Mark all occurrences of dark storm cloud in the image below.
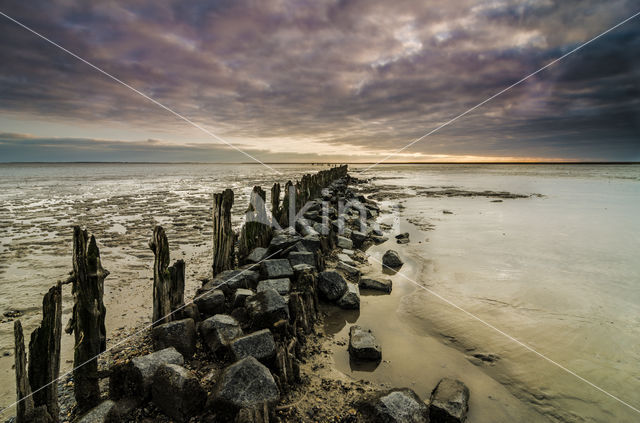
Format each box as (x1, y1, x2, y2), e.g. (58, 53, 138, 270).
(0, 0, 638, 161)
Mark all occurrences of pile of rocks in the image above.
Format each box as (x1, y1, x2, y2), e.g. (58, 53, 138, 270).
(74, 171, 471, 423)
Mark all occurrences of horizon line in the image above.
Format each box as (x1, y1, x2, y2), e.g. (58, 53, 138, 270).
(1, 161, 639, 165)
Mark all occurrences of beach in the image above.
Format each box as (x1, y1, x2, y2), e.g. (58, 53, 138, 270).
(1, 163, 639, 422)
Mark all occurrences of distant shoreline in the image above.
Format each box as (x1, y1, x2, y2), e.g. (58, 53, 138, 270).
(1, 161, 639, 165)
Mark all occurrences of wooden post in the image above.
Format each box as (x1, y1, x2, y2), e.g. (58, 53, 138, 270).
(270, 182, 281, 227)
(149, 226, 185, 326)
(14, 321, 34, 423)
(28, 282, 62, 421)
(212, 189, 236, 276)
(238, 186, 273, 262)
(66, 226, 108, 412)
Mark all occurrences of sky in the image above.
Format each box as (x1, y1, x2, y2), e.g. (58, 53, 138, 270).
(0, 0, 638, 163)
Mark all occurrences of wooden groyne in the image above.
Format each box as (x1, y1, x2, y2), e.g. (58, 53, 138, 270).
(11, 164, 470, 423)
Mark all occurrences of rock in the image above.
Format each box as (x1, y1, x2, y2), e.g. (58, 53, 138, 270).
(443, 210, 453, 215)
(395, 232, 409, 240)
(295, 218, 319, 237)
(260, 259, 294, 279)
(429, 378, 470, 423)
(288, 251, 315, 268)
(336, 236, 353, 249)
(194, 289, 225, 317)
(109, 347, 184, 400)
(373, 228, 384, 236)
(246, 247, 268, 263)
(301, 234, 323, 254)
(337, 253, 355, 266)
(203, 269, 260, 295)
(359, 278, 392, 293)
(361, 389, 429, 423)
(317, 271, 348, 301)
(342, 249, 355, 257)
(152, 364, 206, 423)
(349, 325, 381, 361)
(152, 318, 196, 358)
(211, 357, 280, 411)
(181, 302, 200, 322)
(382, 250, 404, 268)
(337, 261, 360, 278)
(257, 278, 291, 296)
(245, 288, 290, 328)
(371, 235, 389, 245)
(200, 315, 243, 353)
(303, 209, 321, 222)
(397, 238, 410, 244)
(337, 283, 360, 309)
(351, 230, 368, 247)
(229, 329, 276, 362)
(76, 400, 116, 423)
(233, 288, 254, 308)
(313, 222, 330, 236)
(268, 228, 301, 254)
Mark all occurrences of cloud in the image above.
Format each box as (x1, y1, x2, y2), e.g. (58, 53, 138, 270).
(0, 0, 638, 161)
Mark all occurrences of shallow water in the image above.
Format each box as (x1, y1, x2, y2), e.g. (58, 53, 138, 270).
(333, 164, 640, 422)
(0, 162, 324, 416)
(1, 163, 638, 422)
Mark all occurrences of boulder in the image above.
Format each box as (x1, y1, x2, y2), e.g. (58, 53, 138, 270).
(246, 247, 268, 264)
(194, 289, 225, 317)
(382, 250, 404, 268)
(313, 222, 330, 236)
(260, 259, 294, 279)
(429, 378, 470, 423)
(152, 318, 196, 358)
(337, 283, 360, 309)
(211, 357, 280, 411)
(181, 302, 200, 322)
(245, 288, 290, 328)
(109, 347, 184, 400)
(348, 326, 381, 361)
(317, 271, 348, 301)
(337, 253, 355, 266)
(342, 249, 355, 257)
(371, 235, 389, 245)
(337, 261, 360, 278)
(397, 238, 410, 245)
(229, 328, 276, 362)
(203, 269, 259, 295)
(336, 236, 353, 249)
(76, 400, 119, 423)
(257, 278, 291, 296)
(301, 234, 323, 254)
(361, 389, 429, 423)
(395, 232, 410, 240)
(152, 364, 206, 423)
(268, 228, 301, 254)
(200, 314, 243, 353)
(288, 251, 315, 268)
(351, 230, 368, 247)
(233, 288, 254, 308)
(359, 278, 392, 293)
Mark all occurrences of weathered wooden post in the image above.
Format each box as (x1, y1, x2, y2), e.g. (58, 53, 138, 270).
(212, 188, 235, 276)
(149, 226, 185, 326)
(279, 181, 294, 228)
(28, 282, 62, 421)
(66, 226, 108, 412)
(271, 182, 281, 227)
(238, 186, 273, 262)
(14, 321, 35, 423)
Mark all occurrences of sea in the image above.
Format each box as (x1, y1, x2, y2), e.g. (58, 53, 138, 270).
(0, 163, 638, 422)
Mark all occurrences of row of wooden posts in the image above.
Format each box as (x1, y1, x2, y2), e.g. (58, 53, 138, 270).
(12, 164, 348, 422)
